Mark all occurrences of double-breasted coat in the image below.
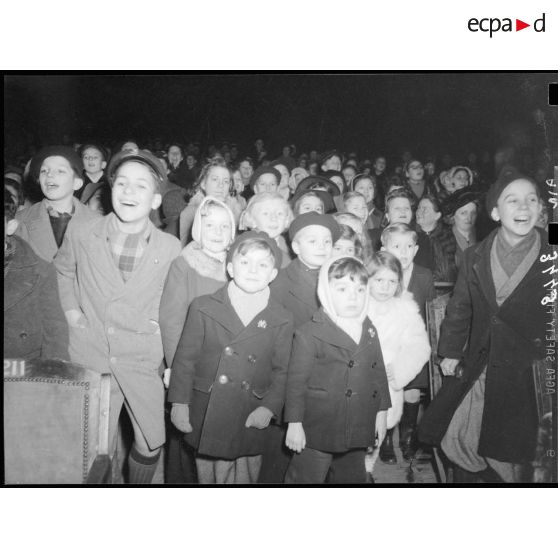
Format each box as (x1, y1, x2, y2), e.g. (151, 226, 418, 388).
(167, 286, 294, 460)
(4, 236, 69, 361)
(15, 199, 97, 262)
(54, 214, 181, 449)
(419, 228, 550, 463)
(284, 309, 391, 453)
(270, 258, 320, 328)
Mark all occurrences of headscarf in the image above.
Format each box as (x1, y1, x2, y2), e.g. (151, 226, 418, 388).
(317, 255, 369, 345)
(191, 195, 236, 245)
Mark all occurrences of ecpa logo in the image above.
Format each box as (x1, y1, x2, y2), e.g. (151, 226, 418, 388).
(468, 13, 546, 37)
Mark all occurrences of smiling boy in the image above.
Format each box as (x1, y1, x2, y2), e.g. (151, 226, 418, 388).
(54, 150, 181, 484)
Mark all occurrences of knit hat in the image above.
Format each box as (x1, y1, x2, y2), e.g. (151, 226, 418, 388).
(290, 187, 335, 214)
(485, 165, 539, 215)
(442, 187, 480, 218)
(107, 149, 168, 193)
(288, 211, 341, 243)
(295, 175, 341, 197)
(249, 166, 281, 188)
(320, 149, 344, 167)
(191, 196, 236, 245)
(226, 230, 282, 270)
(30, 146, 84, 181)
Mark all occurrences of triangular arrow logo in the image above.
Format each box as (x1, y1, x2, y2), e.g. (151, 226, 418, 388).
(516, 19, 530, 31)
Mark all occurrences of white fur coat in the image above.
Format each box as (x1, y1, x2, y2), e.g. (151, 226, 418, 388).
(367, 291, 431, 429)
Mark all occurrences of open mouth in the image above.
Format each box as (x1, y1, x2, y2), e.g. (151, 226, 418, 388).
(119, 200, 138, 207)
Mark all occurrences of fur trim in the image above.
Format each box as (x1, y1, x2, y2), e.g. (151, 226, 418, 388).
(181, 241, 227, 281)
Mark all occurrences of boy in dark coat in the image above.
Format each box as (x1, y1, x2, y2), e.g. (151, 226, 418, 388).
(381, 223, 434, 462)
(55, 150, 181, 484)
(285, 256, 390, 483)
(4, 189, 69, 361)
(260, 212, 341, 482)
(168, 231, 294, 484)
(419, 167, 550, 482)
(15, 146, 97, 262)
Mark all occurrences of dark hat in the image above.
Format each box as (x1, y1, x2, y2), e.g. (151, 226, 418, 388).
(226, 230, 282, 270)
(442, 187, 480, 218)
(78, 142, 108, 161)
(320, 149, 344, 166)
(295, 175, 341, 197)
(30, 145, 84, 181)
(290, 187, 336, 214)
(107, 149, 168, 192)
(288, 211, 341, 243)
(249, 166, 282, 188)
(322, 169, 346, 187)
(485, 165, 539, 215)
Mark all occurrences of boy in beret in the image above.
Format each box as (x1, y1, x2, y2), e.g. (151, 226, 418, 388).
(258, 212, 341, 482)
(15, 145, 97, 262)
(54, 150, 181, 484)
(168, 231, 294, 483)
(250, 166, 281, 196)
(419, 166, 550, 482)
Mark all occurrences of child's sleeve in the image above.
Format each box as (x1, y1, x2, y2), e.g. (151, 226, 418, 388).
(372, 333, 392, 412)
(438, 251, 473, 360)
(159, 256, 192, 367)
(283, 328, 315, 423)
(53, 229, 80, 314)
(260, 315, 294, 418)
(167, 299, 205, 405)
(39, 262, 70, 361)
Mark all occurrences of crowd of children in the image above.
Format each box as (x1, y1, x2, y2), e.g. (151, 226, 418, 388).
(3, 138, 553, 484)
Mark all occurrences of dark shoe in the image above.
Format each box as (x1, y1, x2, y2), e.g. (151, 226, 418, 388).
(452, 465, 483, 484)
(379, 429, 397, 464)
(400, 428, 417, 462)
(399, 401, 420, 462)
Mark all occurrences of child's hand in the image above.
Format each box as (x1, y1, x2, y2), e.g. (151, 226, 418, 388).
(385, 364, 395, 383)
(245, 406, 273, 429)
(286, 422, 306, 453)
(163, 368, 171, 389)
(65, 309, 86, 328)
(440, 358, 460, 376)
(375, 410, 387, 447)
(171, 403, 193, 433)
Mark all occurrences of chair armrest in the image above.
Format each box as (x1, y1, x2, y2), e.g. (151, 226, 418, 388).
(85, 455, 112, 484)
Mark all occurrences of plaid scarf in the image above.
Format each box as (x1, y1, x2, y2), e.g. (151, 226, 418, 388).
(107, 214, 152, 282)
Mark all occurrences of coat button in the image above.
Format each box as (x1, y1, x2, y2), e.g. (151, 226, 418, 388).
(241, 380, 250, 390)
(348, 360, 355, 368)
(345, 389, 353, 397)
(107, 327, 115, 335)
(19, 332, 28, 339)
(224, 346, 234, 356)
(248, 354, 256, 364)
(492, 317, 498, 324)
(218, 374, 229, 384)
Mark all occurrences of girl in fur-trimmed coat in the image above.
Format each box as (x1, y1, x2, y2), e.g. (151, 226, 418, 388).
(160, 196, 236, 483)
(366, 251, 430, 470)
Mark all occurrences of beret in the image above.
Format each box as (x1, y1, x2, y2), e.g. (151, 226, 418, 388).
(107, 149, 168, 192)
(290, 187, 335, 214)
(30, 146, 84, 180)
(288, 211, 341, 243)
(249, 166, 282, 188)
(320, 149, 344, 166)
(295, 175, 341, 197)
(271, 157, 294, 173)
(226, 230, 282, 270)
(485, 165, 539, 214)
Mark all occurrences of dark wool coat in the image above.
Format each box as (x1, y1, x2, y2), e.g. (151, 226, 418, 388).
(284, 309, 391, 453)
(168, 286, 294, 460)
(270, 258, 320, 328)
(4, 236, 69, 361)
(419, 228, 550, 463)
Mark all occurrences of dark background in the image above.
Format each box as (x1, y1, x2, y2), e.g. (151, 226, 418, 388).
(4, 73, 556, 163)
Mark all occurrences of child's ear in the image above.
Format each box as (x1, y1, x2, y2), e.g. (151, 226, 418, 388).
(380, 246, 386, 252)
(412, 244, 419, 258)
(151, 193, 162, 211)
(101, 161, 107, 170)
(6, 218, 18, 236)
(490, 207, 500, 222)
(269, 268, 278, 282)
(434, 211, 442, 220)
(291, 239, 301, 256)
(226, 262, 234, 278)
(73, 176, 84, 192)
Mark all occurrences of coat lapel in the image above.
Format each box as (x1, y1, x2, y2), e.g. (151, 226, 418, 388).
(232, 298, 291, 345)
(311, 309, 359, 352)
(471, 230, 498, 313)
(199, 287, 245, 336)
(27, 201, 57, 259)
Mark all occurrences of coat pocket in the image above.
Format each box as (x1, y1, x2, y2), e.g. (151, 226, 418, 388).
(192, 376, 213, 394)
(307, 386, 329, 399)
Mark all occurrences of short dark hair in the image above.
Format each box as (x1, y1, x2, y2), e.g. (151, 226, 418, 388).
(231, 237, 275, 266)
(328, 257, 368, 286)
